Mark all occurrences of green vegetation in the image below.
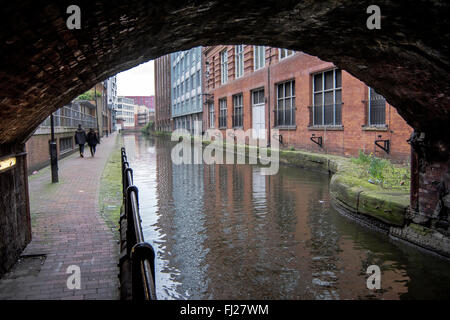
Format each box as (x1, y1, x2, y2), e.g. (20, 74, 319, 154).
(409, 223, 433, 236)
(351, 150, 410, 191)
(141, 121, 155, 134)
(77, 89, 101, 101)
(99, 136, 123, 237)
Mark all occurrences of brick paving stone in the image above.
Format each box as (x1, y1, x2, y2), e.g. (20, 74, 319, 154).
(0, 133, 120, 300)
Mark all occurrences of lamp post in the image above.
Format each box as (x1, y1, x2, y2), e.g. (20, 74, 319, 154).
(49, 113, 58, 183)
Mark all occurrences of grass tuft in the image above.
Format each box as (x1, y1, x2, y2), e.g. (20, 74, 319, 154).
(351, 150, 410, 190)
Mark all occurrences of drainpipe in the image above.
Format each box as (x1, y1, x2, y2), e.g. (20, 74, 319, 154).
(267, 48, 272, 147)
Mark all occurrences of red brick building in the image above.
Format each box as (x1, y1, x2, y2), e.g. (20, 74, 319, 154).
(154, 54, 172, 132)
(202, 46, 412, 163)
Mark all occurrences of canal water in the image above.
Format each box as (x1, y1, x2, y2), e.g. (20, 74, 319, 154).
(123, 133, 450, 300)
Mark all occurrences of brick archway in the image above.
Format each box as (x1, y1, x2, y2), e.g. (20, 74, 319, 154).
(0, 0, 449, 272)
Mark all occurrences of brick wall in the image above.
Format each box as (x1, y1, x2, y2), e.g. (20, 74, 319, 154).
(203, 47, 413, 163)
(0, 144, 31, 275)
(155, 55, 172, 131)
(25, 132, 78, 173)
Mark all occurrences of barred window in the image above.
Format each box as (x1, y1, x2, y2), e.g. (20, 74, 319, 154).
(235, 45, 244, 78)
(368, 87, 386, 126)
(232, 94, 243, 128)
(59, 137, 73, 153)
(312, 69, 342, 126)
(254, 46, 265, 70)
(219, 98, 227, 128)
(221, 50, 228, 85)
(276, 80, 296, 126)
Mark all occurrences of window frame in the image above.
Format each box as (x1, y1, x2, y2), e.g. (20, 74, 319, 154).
(275, 80, 296, 127)
(232, 93, 244, 128)
(312, 69, 342, 126)
(368, 87, 386, 126)
(279, 48, 294, 60)
(254, 46, 265, 71)
(219, 98, 227, 128)
(235, 45, 244, 79)
(209, 102, 215, 128)
(220, 50, 228, 85)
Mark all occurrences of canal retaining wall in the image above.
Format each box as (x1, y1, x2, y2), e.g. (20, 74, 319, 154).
(277, 149, 450, 258)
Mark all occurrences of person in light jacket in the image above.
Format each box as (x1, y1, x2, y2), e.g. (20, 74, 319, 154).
(86, 128, 100, 157)
(74, 124, 87, 158)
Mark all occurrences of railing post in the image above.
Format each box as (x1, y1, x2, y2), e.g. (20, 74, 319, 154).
(130, 242, 156, 300)
(125, 185, 138, 254)
(120, 147, 157, 300)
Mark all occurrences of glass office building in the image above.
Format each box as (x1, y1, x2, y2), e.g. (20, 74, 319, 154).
(171, 47, 203, 134)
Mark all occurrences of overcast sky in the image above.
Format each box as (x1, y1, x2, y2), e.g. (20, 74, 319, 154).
(117, 60, 155, 96)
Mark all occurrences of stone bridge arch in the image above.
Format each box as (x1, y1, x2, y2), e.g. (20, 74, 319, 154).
(0, 0, 449, 272)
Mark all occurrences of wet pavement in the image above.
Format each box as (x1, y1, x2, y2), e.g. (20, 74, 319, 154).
(0, 133, 119, 300)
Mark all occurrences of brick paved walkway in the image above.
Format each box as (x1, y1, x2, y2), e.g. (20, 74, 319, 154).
(0, 133, 120, 300)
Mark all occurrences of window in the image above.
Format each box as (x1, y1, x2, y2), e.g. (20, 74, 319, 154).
(197, 70, 201, 89)
(276, 80, 296, 126)
(312, 69, 342, 126)
(221, 50, 228, 85)
(254, 46, 265, 70)
(279, 48, 294, 60)
(209, 103, 215, 128)
(235, 45, 244, 78)
(252, 88, 265, 105)
(219, 98, 227, 128)
(59, 137, 73, 153)
(232, 94, 243, 128)
(368, 87, 386, 126)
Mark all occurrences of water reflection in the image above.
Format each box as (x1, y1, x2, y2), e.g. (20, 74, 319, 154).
(124, 133, 450, 300)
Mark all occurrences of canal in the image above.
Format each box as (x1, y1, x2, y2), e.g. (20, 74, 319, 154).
(123, 132, 450, 300)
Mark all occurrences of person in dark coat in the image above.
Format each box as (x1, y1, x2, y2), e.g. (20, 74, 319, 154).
(74, 124, 87, 158)
(86, 128, 100, 157)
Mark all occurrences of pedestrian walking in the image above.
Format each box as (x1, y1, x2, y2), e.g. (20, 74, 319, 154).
(74, 124, 87, 158)
(87, 128, 100, 157)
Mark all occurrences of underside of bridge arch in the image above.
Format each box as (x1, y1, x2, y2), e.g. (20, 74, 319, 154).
(0, 1, 449, 272)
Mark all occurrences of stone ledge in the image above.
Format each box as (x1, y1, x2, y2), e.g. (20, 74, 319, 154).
(390, 224, 450, 258)
(278, 149, 409, 226)
(275, 149, 449, 257)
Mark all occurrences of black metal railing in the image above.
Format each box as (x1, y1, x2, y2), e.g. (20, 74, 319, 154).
(120, 147, 157, 300)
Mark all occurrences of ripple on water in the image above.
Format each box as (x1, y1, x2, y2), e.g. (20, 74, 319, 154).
(123, 133, 450, 300)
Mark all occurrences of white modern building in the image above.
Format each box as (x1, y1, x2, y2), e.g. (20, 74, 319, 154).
(116, 96, 136, 129)
(171, 46, 203, 134)
(105, 76, 118, 130)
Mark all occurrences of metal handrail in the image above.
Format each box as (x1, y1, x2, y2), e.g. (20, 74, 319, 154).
(120, 147, 157, 300)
